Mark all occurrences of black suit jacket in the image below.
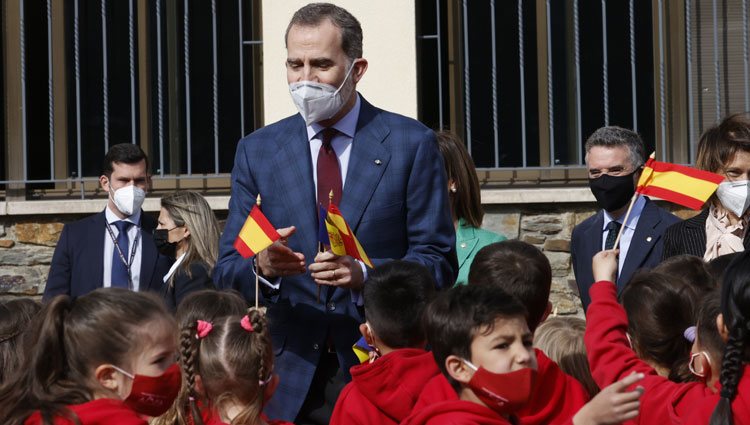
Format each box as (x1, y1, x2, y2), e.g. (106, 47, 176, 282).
(44, 210, 173, 301)
(571, 198, 680, 311)
(162, 260, 215, 311)
(662, 209, 750, 259)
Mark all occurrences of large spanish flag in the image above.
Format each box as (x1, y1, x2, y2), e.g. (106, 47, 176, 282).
(325, 203, 374, 268)
(233, 205, 281, 258)
(636, 157, 724, 210)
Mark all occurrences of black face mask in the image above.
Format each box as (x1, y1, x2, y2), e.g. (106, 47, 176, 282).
(153, 228, 179, 257)
(588, 171, 637, 212)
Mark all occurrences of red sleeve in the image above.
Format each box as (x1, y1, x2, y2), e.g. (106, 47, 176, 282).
(584, 280, 713, 424)
(517, 350, 589, 425)
(330, 383, 357, 425)
(584, 281, 661, 387)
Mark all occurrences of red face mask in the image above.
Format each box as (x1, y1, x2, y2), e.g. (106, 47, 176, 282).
(463, 360, 536, 415)
(113, 363, 182, 417)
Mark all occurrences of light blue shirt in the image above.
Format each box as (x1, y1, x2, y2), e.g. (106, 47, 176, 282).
(103, 206, 143, 291)
(602, 195, 646, 278)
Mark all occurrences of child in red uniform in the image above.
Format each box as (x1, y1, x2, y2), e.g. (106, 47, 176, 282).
(179, 306, 291, 425)
(0, 288, 180, 425)
(682, 251, 750, 424)
(414, 241, 591, 425)
(330, 260, 438, 425)
(151, 289, 248, 425)
(403, 284, 645, 425)
(587, 250, 726, 425)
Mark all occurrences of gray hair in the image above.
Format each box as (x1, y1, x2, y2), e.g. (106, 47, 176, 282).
(285, 3, 363, 61)
(584, 126, 645, 169)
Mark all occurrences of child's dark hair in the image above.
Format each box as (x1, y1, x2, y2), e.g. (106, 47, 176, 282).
(654, 255, 716, 291)
(363, 260, 436, 348)
(154, 289, 248, 425)
(696, 290, 725, 364)
(0, 299, 41, 384)
(620, 270, 711, 383)
(707, 253, 743, 287)
(710, 251, 750, 425)
(0, 289, 174, 425)
(425, 284, 527, 391)
(181, 308, 272, 425)
(468, 241, 551, 331)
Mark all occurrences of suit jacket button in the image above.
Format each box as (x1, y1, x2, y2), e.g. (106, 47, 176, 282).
(327, 301, 336, 311)
(313, 343, 320, 350)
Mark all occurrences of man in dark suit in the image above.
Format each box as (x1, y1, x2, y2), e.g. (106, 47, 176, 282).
(44, 144, 172, 301)
(571, 127, 679, 311)
(214, 3, 456, 423)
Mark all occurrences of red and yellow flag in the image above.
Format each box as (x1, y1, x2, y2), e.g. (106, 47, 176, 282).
(325, 203, 374, 268)
(233, 205, 281, 258)
(636, 157, 724, 210)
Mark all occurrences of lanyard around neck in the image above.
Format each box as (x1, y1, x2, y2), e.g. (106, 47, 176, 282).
(105, 221, 141, 288)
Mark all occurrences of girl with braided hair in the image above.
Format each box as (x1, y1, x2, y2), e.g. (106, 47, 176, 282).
(152, 289, 248, 425)
(177, 306, 292, 425)
(684, 251, 750, 424)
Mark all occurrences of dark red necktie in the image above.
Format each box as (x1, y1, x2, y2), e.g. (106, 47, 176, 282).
(317, 128, 342, 208)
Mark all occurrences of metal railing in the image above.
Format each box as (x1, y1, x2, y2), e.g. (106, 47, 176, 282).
(3, 0, 263, 199)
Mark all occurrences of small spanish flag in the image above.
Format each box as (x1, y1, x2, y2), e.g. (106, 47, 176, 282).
(636, 156, 724, 210)
(352, 336, 372, 364)
(233, 205, 281, 258)
(325, 203, 374, 268)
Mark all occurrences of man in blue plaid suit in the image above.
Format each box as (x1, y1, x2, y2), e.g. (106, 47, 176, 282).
(214, 3, 457, 423)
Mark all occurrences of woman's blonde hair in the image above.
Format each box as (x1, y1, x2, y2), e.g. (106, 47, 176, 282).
(161, 191, 220, 280)
(533, 316, 599, 398)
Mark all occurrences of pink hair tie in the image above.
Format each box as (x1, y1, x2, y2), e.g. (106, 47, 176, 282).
(240, 315, 254, 332)
(196, 320, 213, 339)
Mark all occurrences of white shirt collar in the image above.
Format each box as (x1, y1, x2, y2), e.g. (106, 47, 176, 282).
(306, 94, 361, 141)
(105, 204, 141, 226)
(602, 195, 647, 231)
(163, 252, 186, 283)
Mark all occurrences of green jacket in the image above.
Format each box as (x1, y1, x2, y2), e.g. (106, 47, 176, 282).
(455, 218, 507, 285)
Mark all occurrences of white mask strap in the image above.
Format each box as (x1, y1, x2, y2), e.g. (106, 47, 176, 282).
(110, 364, 135, 380)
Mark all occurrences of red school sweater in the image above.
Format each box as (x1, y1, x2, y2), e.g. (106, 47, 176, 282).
(401, 400, 513, 425)
(24, 398, 147, 425)
(330, 348, 440, 425)
(411, 349, 589, 425)
(683, 364, 750, 425)
(584, 280, 717, 425)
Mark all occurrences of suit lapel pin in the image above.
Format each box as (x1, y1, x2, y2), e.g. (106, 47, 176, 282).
(374, 159, 382, 165)
(646, 236, 653, 242)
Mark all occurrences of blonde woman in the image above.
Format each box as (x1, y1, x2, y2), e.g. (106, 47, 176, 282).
(156, 191, 220, 310)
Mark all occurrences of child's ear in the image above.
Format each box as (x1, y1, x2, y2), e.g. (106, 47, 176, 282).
(540, 301, 553, 323)
(359, 323, 376, 347)
(94, 364, 125, 397)
(445, 355, 473, 384)
(194, 374, 205, 396)
(262, 374, 280, 406)
(716, 314, 730, 343)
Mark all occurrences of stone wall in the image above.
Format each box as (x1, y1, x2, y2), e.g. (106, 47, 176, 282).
(0, 203, 696, 314)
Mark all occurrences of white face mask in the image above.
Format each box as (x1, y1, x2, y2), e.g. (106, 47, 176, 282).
(288, 61, 357, 125)
(110, 185, 146, 217)
(716, 180, 750, 217)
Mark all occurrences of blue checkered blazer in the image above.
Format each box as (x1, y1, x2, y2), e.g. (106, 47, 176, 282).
(214, 96, 457, 421)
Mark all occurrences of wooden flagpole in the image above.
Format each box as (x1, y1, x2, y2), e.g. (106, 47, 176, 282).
(255, 194, 261, 309)
(611, 152, 655, 249)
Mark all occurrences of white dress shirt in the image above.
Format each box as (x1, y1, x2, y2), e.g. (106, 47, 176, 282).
(103, 206, 143, 291)
(601, 195, 646, 278)
(163, 252, 186, 283)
